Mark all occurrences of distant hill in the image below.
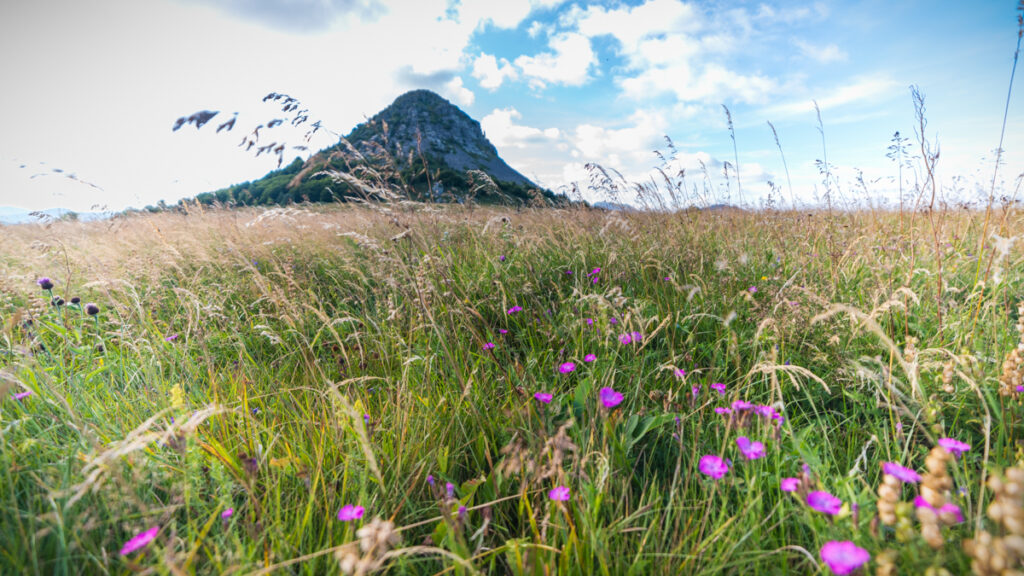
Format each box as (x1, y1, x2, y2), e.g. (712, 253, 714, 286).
(0, 206, 110, 225)
(194, 90, 562, 207)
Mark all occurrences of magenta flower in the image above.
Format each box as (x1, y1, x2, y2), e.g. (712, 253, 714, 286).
(710, 382, 726, 395)
(610, 317, 618, 325)
(599, 387, 623, 409)
(559, 362, 576, 374)
(698, 455, 729, 479)
(37, 277, 55, 290)
(939, 503, 965, 523)
(588, 268, 601, 276)
(882, 462, 921, 483)
(483, 342, 495, 350)
(534, 392, 553, 404)
(937, 438, 970, 456)
(119, 526, 159, 555)
(507, 306, 523, 315)
(583, 353, 596, 362)
(754, 405, 779, 419)
(736, 436, 766, 460)
(806, 491, 842, 515)
(164, 334, 179, 342)
(221, 508, 234, 519)
(780, 477, 800, 492)
(618, 333, 632, 345)
(691, 385, 701, 398)
(674, 368, 687, 379)
(714, 407, 732, 415)
(630, 331, 642, 342)
(549, 486, 570, 501)
(499, 329, 508, 334)
(820, 541, 870, 575)
(585, 318, 593, 326)
(499, 255, 506, 262)
(13, 391, 32, 400)
(731, 400, 753, 412)
(337, 504, 365, 522)
(749, 286, 758, 294)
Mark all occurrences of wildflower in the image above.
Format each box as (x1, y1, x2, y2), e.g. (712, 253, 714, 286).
(585, 318, 593, 326)
(534, 392, 553, 404)
(565, 270, 573, 275)
(363, 414, 370, 424)
(674, 368, 687, 379)
(119, 526, 159, 555)
(499, 329, 508, 334)
(938, 503, 964, 524)
(165, 334, 179, 342)
(13, 391, 32, 400)
(610, 317, 618, 324)
(446, 482, 455, 498)
(806, 491, 842, 515)
(221, 508, 234, 520)
(499, 255, 506, 262)
(588, 268, 601, 276)
(731, 400, 753, 412)
(592, 277, 598, 284)
(507, 306, 523, 315)
(882, 462, 921, 483)
(781, 478, 800, 492)
(749, 286, 758, 293)
(549, 486, 570, 501)
(37, 277, 54, 290)
(70, 296, 80, 304)
(427, 474, 435, 486)
(664, 276, 670, 281)
(85, 303, 100, 316)
(583, 353, 596, 362)
(698, 455, 729, 479)
(691, 385, 701, 399)
(714, 407, 732, 415)
(711, 382, 726, 395)
(736, 436, 766, 460)
(558, 362, 576, 374)
(483, 342, 495, 350)
(599, 387, 623, 409)
(618, 333, 632, 345)
(337, 504, 365, 522)
(937, 438, 970, 456)
(631, 331, 642, 342)
(820, 541, 870, 575)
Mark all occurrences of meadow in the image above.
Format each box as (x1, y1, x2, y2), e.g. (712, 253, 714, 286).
(0, 200, 1022, 575)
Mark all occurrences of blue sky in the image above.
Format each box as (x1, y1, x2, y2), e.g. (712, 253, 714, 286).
(0, 0, 1021, 211)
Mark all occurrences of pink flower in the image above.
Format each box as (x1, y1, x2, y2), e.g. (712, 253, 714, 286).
(618, 333, 632, 345)
(820, 541, 870, 575)
(691, 385, 701, 398)
(534, 392, 553, 404)
(780, 477, 799, 492)
(119, 526, 159, 556)
(882, 462, 921, 483)
(749, 286, 758, 294)
(698, 455, 729, 479)
(731, 400, 753, 412)
(710, 382, 726, 395)
(588, 268, 601, 276)
(937, 438, 970, 456)
(674, 368, 687, 379)
(499, 329, 508, 334)
(221, 508, 234, 519)
(585, 318, 593, 326)
(806, 491, 842, 515)
(13, 391, 32, 400)
(599, 387, 623, 409)
(584, 353, 596, 362)
(558, 362, 576, 374)
(507, 306, 523, 315)
(736, 436, 766, 460)
(337, 504, 365, 522)
(483, 342, 495, 350)
(549, 486, 570, 501)
(714, 407, 732, 415)
(631, 331, 642, 342)
(164, 333, 179, 342)
(939, 503, 965, 524)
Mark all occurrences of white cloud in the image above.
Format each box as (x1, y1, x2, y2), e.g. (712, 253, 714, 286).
(514, 32, 595, 88)
(794, 39, 847, 63)
(443, 76, 475, 106)
(763, 76, 901, 118)
(472, 53, 518, 90)
(571, 109, 668, 167)
(620, 63, 775, 104)
(574, 0, 702, 60)
(480, 107, 559, 148)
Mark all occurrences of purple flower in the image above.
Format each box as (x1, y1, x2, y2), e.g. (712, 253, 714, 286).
(610, 317, 618, 325)
(13, 391, 32, 400)
(483, 342, 495, 350)
(565, 270, 573, 275)
(499, 329, 508, 334)
(781, 477, 800, 492)
(749, 286, 758, 294)
(820, 541, 870, 575)
(549, 486, 570, 501)
(585, 318, 593, 326)
(507, 306, 523, 315)
(37, 277, 54, 290)
(630, 331, 642, 342)
(164, 333, 179, 342)
(499, 255, 506, 262)
(85, 302, 100, 316)
(1017, 385, 1024, 393)
(588, 268, 601, 276)
(710, 382, 726, 395)
(221, 508, 234, 519)
(736, 436, 766, 460)
(458, 505, 467, 519)
(937, 438, 970, 456)
(583, 353, 596, 362)
(806, 491, 842, 515)
(939, 503, 965, 524)
(731, 400, 753, 412)
(698, 455, 729, 479)
(446, 482, 455, 498)
(427, 474, 435, 486)
(882, 462, 921, 483)
(714, 407, 732, 415)
(618, 333, 632, 345)
(674, 368, 687, 379)
(119, 526, 159, 556)
(691, 386, 701, 398)
(599, 387, 623, 409)
(337, 504, 365, 522)
(534, 392, 553, 404)
(558, 362, 576, 374)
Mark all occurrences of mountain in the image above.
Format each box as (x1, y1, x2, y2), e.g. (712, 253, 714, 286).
(0, 207, 110, 225)
(194, 90, 560, 207)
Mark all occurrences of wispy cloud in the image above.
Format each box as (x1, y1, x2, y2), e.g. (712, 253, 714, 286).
(762, 76, 902, 118)
(793, 39, 847, 63)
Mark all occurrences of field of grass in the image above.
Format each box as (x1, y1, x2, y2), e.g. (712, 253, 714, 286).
(0, 202, 1022, 574)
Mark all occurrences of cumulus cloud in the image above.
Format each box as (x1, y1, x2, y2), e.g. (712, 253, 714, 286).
(443, 76, 475, 106)
(180, 0, 386, 32)
(481, 107, 559, 148)
(472, 53, 518, 90)
(514, 32, 595, 88)
(571, 109, 668, 168)
(794, 39, 847, 63)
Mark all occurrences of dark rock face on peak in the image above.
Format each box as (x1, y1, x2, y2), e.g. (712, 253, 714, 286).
(196, 89, 556, 207)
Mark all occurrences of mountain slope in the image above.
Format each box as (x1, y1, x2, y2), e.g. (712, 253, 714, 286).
(196, 90, 557, 207)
